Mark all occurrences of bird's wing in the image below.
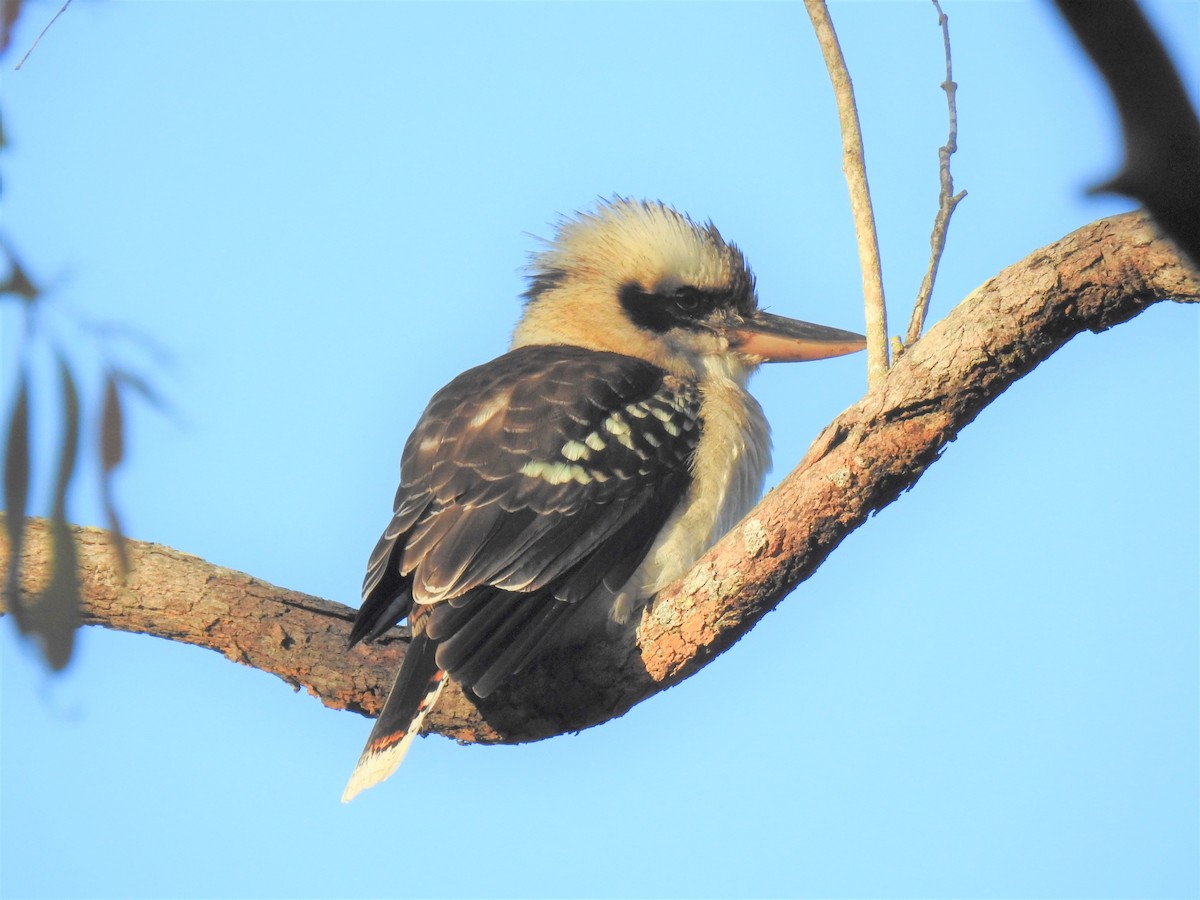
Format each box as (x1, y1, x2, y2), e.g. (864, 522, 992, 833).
(349, 344, 700, 697)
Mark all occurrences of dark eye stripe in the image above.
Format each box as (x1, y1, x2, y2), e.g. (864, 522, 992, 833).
(618, 282, 727, 334)
(671, 286, 720, 316)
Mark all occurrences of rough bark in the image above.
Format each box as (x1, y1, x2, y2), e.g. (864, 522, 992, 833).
(1, 211, 1196, 745)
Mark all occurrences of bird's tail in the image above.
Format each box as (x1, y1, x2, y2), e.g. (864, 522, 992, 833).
(341, 633, 446, 803)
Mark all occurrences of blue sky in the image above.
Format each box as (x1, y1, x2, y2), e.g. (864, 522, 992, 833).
(2, 2, 1197, 898)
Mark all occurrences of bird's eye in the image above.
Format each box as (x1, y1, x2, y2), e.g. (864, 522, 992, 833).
(672, 289, 704, 314)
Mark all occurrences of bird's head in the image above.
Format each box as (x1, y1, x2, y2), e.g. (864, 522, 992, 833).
(512, 198, 865, 381)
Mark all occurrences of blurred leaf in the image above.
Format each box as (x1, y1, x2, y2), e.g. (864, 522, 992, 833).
(1, 0, 23, 58)
(112, 367, 170, 414)
(2, 367, 30, 625)
(33, 354, 83, 670)
(100, 372, 130, 575)
(84, 320, 177, 370)
(0, 251, 39, 302)
(40, 509, 81, 670)
(100, 372, 125, 471)
(51, 354, 79, 518)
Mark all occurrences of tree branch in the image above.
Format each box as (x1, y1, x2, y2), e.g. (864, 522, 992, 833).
(1053, 0, 1200, 267)
(803, 0, 890, 385)
(1, 212, 1196, 746)
(905, 0, 967, 347)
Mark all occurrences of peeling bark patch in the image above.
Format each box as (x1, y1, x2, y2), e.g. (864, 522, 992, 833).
(651, 601, 680, 629)
(741, 518, 769, 557)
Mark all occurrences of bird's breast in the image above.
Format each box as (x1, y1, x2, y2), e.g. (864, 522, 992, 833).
(612, 374, 771, 621)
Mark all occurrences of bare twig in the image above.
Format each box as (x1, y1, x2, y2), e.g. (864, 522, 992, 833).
(13, 0, 71, 70)
(906, 0, 968, 348)
(803, 0, 889, 386)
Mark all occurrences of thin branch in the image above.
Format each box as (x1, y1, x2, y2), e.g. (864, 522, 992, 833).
(2, 212, 1194, 745)
(803, 0, 889, 386)
(13, 0, 71, 71)
(906, 0, 967, 348)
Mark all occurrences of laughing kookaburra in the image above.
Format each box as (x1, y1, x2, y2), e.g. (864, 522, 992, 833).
(342, 198, 865, 801)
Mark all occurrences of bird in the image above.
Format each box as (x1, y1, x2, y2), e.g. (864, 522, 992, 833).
(342, 198, 865, 802)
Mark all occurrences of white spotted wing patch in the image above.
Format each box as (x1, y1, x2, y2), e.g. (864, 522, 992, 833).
(522, 381, 698, 487)
(520, 459, 600, 485)
(561, 439, 592, 461)
(352, 345, 704, 698)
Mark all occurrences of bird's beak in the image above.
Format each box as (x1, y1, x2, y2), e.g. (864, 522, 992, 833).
(728, 311, 867, 363)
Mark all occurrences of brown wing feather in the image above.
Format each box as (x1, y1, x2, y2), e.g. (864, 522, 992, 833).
(349, 344, 700, 696)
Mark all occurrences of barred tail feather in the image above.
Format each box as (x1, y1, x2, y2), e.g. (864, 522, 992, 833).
(341, 635, 446, 803)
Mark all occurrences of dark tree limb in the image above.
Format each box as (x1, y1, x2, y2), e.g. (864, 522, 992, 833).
(1053, 0, 1200, 267)
(2, 211, 1195, 745)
